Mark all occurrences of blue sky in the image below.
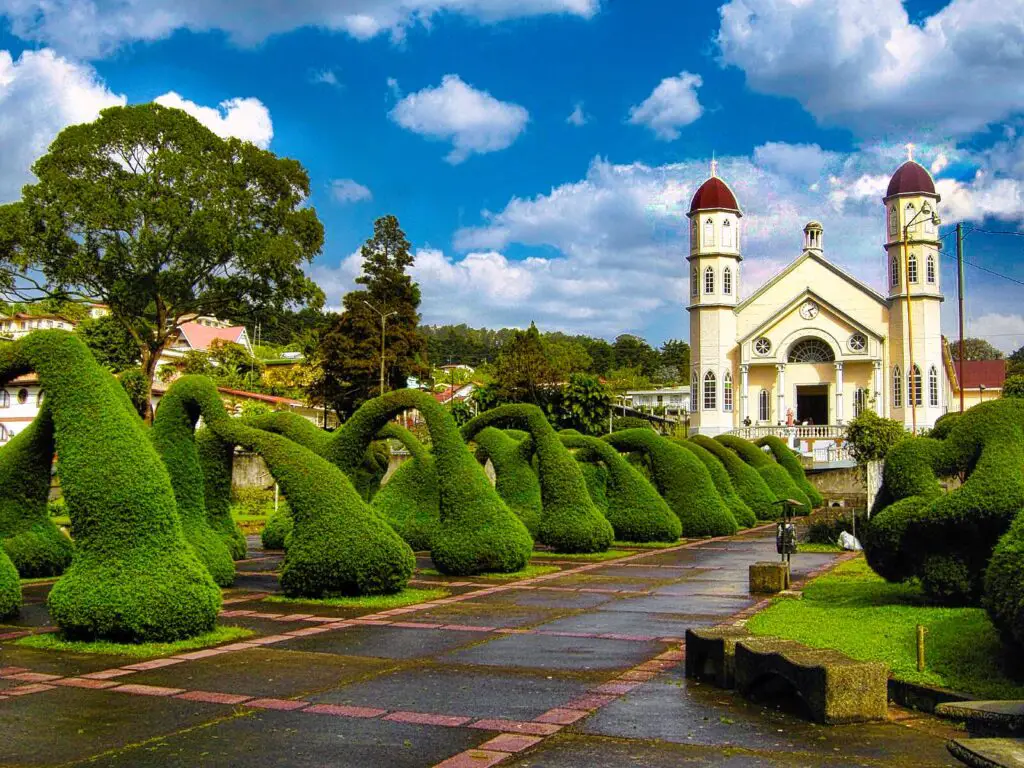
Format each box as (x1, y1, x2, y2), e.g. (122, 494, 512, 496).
(0, 0, 1022, 350)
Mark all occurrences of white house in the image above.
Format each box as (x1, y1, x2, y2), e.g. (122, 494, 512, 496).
(626, 386, 691, 412)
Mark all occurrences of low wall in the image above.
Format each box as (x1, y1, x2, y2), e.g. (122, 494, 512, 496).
(233, 451, 274, 490)
(807, 464, 867, 510)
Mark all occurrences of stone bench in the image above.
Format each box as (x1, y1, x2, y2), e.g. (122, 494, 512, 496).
(749, 561, 790, 594)
(938, 701, 1024, 737)
(685, 626, 757, 688)
(948, 737, 1024, 768)
(733, 637, 888, 724)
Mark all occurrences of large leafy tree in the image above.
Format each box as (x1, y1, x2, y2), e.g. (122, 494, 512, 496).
(613, 334, 660, 375)
(492, 322, 556, 405)
(317, 215, 429, 416)
(949, 338, 1004, 361)
(659, 339, 690, 378)
(0, 103, 324, 419)
(75, 314, 140, 373)
(551, 373, 612, 435)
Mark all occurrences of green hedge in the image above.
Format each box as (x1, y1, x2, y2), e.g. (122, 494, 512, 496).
(370, 423, 440, 551)
(471, 427, 542, 535)
(562, 432, 681, 543)
(463, 405, 613, 554)
(196, 428, 248, 560)
(0, 402, 74, 576)
(755, 435, 823, 508)
(1, 332, 221, 642)
(674, 438, 756, 527)
(985, 510, 1024, 649)
(151, 376, 237, 587)
(578, 460, 609, 513)
(261, 506, 293, 550)
(690, 435, 779, 520)
(715, 434, 811, 514)
(0, 547, 19, 619)
(604, 430, 737, 537)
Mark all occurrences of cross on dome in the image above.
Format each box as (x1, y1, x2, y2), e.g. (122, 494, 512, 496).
(906, 142, 915, 162)
(710, 152, 717, 178)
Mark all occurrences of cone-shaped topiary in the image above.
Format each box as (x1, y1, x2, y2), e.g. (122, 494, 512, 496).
(715, 434, 811, 514)
(151, 377, 237, 587)
(0, 546, 20, 619)
(755, 435, 823, 508)
(195, 427, 248, 560)
(691, 435, 779, 519)
(673, 438, 756, 528)
(166, 376, 415, 596)
(371, 423, 440, 551)
(463, 405, 613, 554)
(0, 402, 74, 576)
(604, 430, 737, 537)
(471, 427, 542, 534)
(562, 432, 681, 542)
(578, 460, 609, 513)
(0, 332, 221, 642)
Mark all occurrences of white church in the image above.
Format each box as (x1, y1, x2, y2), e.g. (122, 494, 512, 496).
(687, 153, 952, 437)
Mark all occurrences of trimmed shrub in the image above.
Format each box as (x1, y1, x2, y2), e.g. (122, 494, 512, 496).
(261, 506, 293, 550)
(0, 547, 19, 619)
(755, 435, 823, 508)
(691, 435, 779, 520)
(151, 376, 236, 587)
(673, 438, 756, 528)
(1, 332, 221, 642)
(578, 460, 609, 513)
(370, 423, 440, 551)
(715, 434, 811, 514)
(612, 416, 655, 432)
(0, 402, 74, 576)
(471, 427, 542, 534)
(196, 427, 247, 560)
(604, 430, 737, 537)
(562, 432, 681, 543)
(984, 510, 1024, 648)
(463, 405, 613, 554)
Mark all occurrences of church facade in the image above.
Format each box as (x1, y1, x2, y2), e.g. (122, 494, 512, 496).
(688, 157, 950, 436)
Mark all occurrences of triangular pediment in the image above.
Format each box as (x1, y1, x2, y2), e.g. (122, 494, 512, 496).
(736, 251, 888, 314)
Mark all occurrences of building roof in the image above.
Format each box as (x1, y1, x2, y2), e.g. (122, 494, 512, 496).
(886, 161, 937, 198)
(689, 176, 741, 215)
(953, 360, 1007, 390)
(177, 321, 248, 352)
(0, 313, 75, 323)
(215, 387, 305, 407)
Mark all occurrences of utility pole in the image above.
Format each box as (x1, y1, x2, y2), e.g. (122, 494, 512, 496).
(363, 300, 396, 396)
(957, 222, 966, 413)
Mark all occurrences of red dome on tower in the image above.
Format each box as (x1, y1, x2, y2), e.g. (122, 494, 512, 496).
(689, 176, 741, 215)
(886, 161, 936, 198)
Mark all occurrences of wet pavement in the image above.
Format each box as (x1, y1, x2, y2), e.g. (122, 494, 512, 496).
(0, 528, 961, 767)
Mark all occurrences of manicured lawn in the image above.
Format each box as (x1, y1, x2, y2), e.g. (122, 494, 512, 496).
(797, 543, 844, 553)
(264, 587, 448, 610)
(747, 558, 1024, 699)
(17, 626, 254, 658)
(531, 549, 633, 562)
(613, 540, 683, 549)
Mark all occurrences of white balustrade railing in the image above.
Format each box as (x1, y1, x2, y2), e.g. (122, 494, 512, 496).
(729, 424, 847, 441)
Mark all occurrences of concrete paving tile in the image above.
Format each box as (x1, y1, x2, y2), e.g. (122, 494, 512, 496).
(278, 625, 489, 660)
(444, 632, 661, 673)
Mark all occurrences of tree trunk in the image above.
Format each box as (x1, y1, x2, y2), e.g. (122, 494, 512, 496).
(139, 345, 163, 424)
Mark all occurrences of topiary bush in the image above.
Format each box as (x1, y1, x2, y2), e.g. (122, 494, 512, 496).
(755, 435, 823, 508)
(673, 438, 756, 528)
(370, 423, 440, 551)
(691, 435, 779, 520)
(260, 506, 293, 550)
(0, 547, 20, 619)
(984, 509, 1024, 649)
(196, 427, 248, 560)
(471, 427, 542, 535)
(604, 430, 737, 537)
(1, 332, 221, 642)
(612, 416, 655, 432)
(578, 460, 609, 513)
(715, 434, 811, 514)
(0, 402, 74, 576)
(463, 405, 613, 554)
(562, 432, 681, 543)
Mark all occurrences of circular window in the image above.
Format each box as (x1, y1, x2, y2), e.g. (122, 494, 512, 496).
(754, 337, 772, 356)
(849, 334, 867, 352)
(17, 388, 28, 404)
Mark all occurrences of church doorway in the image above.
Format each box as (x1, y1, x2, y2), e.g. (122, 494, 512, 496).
(796, 385, 829, 425)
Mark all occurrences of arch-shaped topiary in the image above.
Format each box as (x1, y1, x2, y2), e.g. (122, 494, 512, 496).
(578, 460, 609, 513)
(561, 432, 681, 542)
(673, 438, 756, 528)
(470, 427, 542, 535)
(0, 332, 221, 642)
(604, 430, 737, 537)
(0, 402, 74, 576)
(370, 423, 440, 551)
(462, 405, 613, 554)
(166, 376, 415, 596)
(755, 435, 823, 508)
(195, 427, 248, 560)
(715, 435, 811, 514)
(0, 547, 19, 619)
(691, 435, 778, 520)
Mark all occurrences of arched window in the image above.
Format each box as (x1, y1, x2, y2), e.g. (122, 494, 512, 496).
(758, 389, 770, 422)
(704, 218, 715, 247)
(691, 267, 698, 297)
(722, 219, 733, 248)
(703, 370, 717, 410)
(927, 254, 936, 284)
(691, 371, 698, 404)
(704, 266, 715, 294)
(923, 205, 935, 234)
(16, 389, 28, 405)
(854, 388, 867, 418)
(889, 206, 898, 235)
(788, 338, 835, 363)
(909, 364, 923, 407)
(905, 203, 916, 232)
(723, 371, 733, 412)
(723, 266, 733, 295)
(893, 366, 902, 408)
(0, 424, 7, 442)
(0, 390, 9, 409)
(690, 217, 698, 248)
(36, 390, 44, 406)
(908, 253, 918, 283)
(891, 256, 899, 288)
(929, 366, 939, 407)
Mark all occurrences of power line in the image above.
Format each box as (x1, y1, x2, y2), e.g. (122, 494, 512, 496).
(963, 260, 1024, 287)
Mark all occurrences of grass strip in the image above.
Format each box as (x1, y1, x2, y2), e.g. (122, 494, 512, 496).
(16, 626, 254, 658)
(264, 587, 448, 609)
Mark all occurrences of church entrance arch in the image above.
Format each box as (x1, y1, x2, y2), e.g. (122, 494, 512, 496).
(796, 385, 829, 425)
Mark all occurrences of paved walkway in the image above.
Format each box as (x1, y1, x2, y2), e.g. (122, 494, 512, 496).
(0, 528, 959, 767)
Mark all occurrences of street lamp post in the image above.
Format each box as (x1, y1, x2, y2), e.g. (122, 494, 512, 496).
(902, 206, 941, 434)
(363, 300, 396, 396)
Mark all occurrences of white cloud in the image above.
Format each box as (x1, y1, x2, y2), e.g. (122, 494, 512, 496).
(312, 69, 340, 87)
(329, 178, 373, 203)
(0, 0, 601, 58)
(567, 102, 588, 127)
(389, 74, 528, 164)
(716, 0, 1024, 137)
(969, 313, 1024, 355)
(0, 48, 125, 203)
(154, 91, 273, 148)
(627, 71, 703, 141)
